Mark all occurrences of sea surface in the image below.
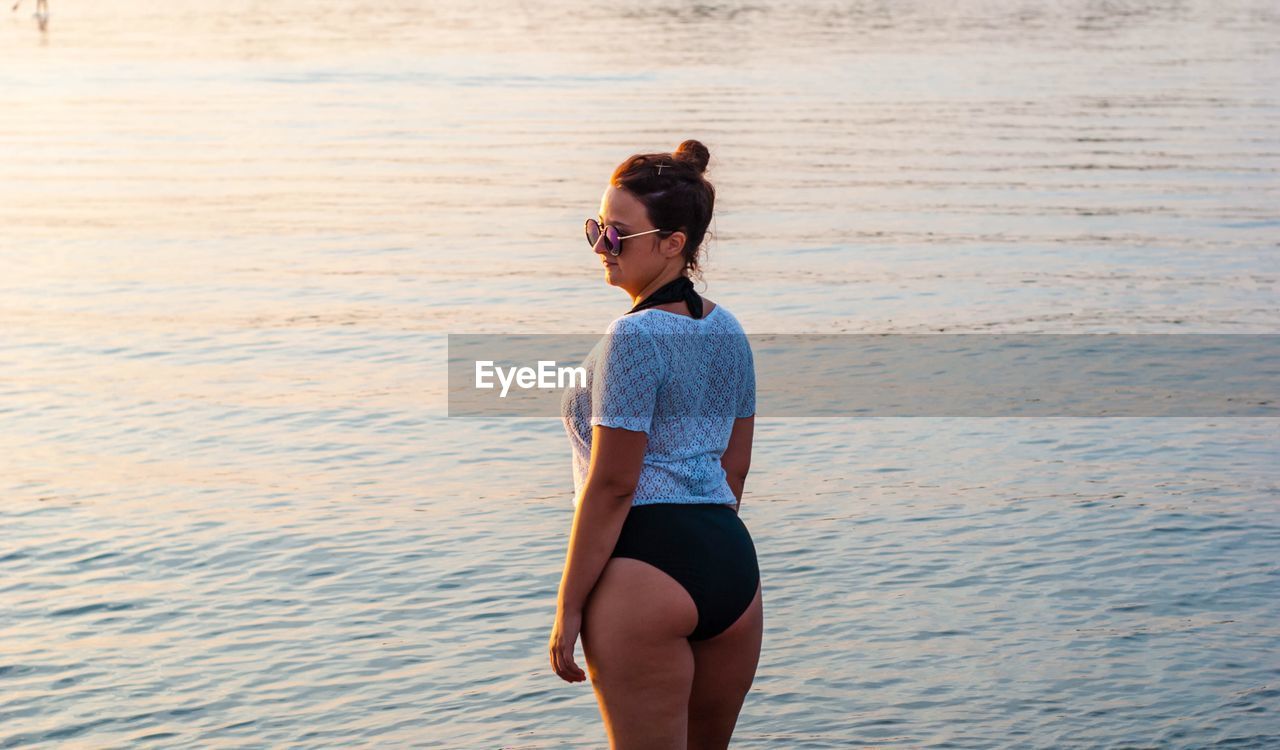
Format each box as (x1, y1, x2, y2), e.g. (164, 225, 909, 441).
(2, 0, 1278, 747)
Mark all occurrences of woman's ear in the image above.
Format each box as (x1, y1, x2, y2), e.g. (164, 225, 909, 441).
(662, 231, 687, 259)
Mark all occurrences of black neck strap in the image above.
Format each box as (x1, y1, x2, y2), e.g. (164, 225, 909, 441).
(627, 275, 703, 319)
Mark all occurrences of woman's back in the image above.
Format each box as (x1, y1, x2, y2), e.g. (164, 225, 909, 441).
(560, 302, 756, 508)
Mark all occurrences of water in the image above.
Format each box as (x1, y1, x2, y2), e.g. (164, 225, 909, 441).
(2, 0, 1279, 747)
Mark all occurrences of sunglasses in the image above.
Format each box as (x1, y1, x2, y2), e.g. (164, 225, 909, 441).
(584, 218, 666, 256)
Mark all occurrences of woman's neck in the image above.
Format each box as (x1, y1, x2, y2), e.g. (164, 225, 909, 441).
(630, 269, 685, 307)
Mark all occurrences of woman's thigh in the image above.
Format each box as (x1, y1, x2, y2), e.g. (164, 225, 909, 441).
(687, 581, 764, 749)
(581, 556, 699, 748)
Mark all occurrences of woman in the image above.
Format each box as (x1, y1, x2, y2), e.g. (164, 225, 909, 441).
(553, 139, 762, 749)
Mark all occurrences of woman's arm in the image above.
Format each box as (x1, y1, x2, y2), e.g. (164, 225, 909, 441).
(720, 415, 754, 513)
(556, 424, 648, 616)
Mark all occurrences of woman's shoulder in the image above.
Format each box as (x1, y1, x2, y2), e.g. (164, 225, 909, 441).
(604, 300, 747, 336)
(603, 311, 652, 336)
(710, 302, 744, 328)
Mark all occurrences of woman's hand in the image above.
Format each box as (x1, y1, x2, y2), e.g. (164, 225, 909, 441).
(549, 607, 587, 683)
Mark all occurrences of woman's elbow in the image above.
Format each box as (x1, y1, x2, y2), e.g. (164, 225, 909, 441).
(584, 476, 637, 503)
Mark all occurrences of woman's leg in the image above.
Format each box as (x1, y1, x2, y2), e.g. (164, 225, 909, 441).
(686, 581, 764, 750)
(581, 556, 699, 749)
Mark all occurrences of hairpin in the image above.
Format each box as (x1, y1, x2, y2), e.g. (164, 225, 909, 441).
(654, 162, 670, 175)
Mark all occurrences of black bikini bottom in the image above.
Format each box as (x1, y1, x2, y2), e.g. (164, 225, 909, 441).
(610, 502, 760, 641)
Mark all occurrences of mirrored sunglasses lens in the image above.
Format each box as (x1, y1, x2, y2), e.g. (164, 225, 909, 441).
(585, 219, 601, 247)
(605, 226, 621, 255)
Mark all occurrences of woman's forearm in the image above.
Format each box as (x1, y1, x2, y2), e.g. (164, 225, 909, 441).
(557, 488, 634, 614)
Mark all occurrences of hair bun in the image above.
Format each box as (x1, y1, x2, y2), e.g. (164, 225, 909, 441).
(674, 139, 710, 174)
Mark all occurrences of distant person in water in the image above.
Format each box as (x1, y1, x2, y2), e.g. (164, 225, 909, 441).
(11, 0, 48, 29)
(553, 139, 763, 748)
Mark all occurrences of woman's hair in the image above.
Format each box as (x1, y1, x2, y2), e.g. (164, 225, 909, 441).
(610, 139, 715, 282)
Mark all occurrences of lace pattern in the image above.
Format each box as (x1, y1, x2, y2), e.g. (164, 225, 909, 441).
(561, 305, 755, 508)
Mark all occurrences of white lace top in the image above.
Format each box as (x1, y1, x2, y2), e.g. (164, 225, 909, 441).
(560, 304, 756, 509)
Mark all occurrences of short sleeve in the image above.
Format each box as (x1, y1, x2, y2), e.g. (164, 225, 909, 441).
(590, 318, 666, 434)
(736, 335, 756, 419)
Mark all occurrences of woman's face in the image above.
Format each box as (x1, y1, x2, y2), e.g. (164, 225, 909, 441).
(594, 185, 673, 294)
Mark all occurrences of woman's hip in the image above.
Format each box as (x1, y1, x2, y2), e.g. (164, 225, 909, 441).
(611, 502, 757, 570)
